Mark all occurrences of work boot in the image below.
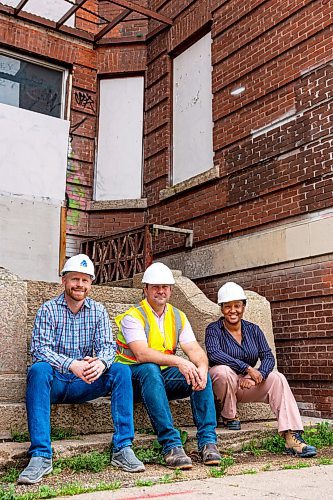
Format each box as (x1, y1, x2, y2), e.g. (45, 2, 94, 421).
(221, 415, 241, 431)
(284, 431, 317, 458)
(17, 457, 53, 484)
(164, 446, 193, 469)
(111, 446, 145, 472)
(200, 443, 221, 465)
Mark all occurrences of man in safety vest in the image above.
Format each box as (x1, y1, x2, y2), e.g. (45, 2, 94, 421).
(116, 262, 221, 470)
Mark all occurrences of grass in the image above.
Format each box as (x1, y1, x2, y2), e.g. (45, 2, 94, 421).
(11, 428, 75, 444)
(317, 457, 333, 465)
(135, 479, 154, 487)
(0, 481, 122, 500)
(54, 451, 110, 474)
(242, 468, 257, 474)
(243, 422, 333, 455)
(0, 469, 20, 484)
(133, 440, 165, 465)
(282, 462, 311, 470)
(209, 456, 235, 478)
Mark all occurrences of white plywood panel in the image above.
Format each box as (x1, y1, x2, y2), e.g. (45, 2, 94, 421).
(95, 77, 144, 201)
(0, 103, 69, 201)
(173, 33, 214, 185)
(0, 195, 61, 282)
(0, 0, 75, 26)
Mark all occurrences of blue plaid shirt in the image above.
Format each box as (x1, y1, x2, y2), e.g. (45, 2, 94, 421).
(31, 293, 116, 373)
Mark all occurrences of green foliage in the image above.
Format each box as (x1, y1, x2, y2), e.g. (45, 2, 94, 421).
(242, 440, 265, 456)
(158, 474, 173, 484)
(242, 468, 257, 474)
(11, 428, 75, 444)
(0, 469, 19, 484)
(178, 429, 188, 446)
(303, 423, 333, 448)
(261, 463, 271, 471)
(0, 480, 122, 500)
(135, 479, 154, 487)
(317, 457, 333, 465)
(136, 428, 155, 435)
(54, 451, 110, 473)
(133, 440, 165, 464)
(282, 462, 310, 470)
(209, 455, 235, 477)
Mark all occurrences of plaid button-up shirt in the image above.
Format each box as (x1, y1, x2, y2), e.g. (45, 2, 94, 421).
(31, 292, 116, 373)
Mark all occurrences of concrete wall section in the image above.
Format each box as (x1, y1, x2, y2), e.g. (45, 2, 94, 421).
(0, 195, 62, 282)
(160, 210, 333, 280)
(95, 77, 144, 201)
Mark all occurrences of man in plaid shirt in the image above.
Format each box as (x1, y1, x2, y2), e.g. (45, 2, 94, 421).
(18, 254, 144, 485)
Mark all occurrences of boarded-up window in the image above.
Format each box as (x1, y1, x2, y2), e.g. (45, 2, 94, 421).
(95, 77, 144, 200)
(173, 33, 214, 185)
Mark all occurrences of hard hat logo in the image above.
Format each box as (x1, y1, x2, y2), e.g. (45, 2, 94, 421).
(61, 254, 95, 280)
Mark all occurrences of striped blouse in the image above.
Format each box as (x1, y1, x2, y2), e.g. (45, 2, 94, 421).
(205, 318, 275, 379)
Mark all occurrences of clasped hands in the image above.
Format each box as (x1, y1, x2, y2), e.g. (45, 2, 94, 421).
(239, 366, 263, 390)
(177, 359, 207, 391)
(69, 356, 105, 384)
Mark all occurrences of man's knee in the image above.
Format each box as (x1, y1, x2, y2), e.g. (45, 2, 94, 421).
(131, 363, 163, 385)
(108, 362, 131, 381)
(267, 371, 287, 386)
(27, 362, 53, 383)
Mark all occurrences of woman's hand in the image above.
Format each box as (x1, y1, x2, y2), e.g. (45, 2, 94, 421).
(247, 366, 263, 385)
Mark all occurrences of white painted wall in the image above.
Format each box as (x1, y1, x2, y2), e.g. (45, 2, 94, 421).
(95, 77, 144, 200)
(173, 33, 214, 185)
(0, 196, 62, 281)
(0, 103, 69, 201)
(1, 0, 75, 26)
(0, 103, 69, 281)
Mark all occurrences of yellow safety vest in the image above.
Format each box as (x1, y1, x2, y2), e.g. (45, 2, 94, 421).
(115, 299, 186, 366)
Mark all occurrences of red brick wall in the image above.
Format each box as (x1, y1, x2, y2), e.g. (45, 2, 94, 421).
(141, 0, 333, 417)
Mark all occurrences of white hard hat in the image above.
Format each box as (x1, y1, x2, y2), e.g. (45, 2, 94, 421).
(142, 262, 175, 285)
(217, 282, 247, 304)
(61, 254, 95, 280)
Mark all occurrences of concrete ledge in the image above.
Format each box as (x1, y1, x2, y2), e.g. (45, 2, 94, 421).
(87, 199, 147, 211)
(159, 166, 220, 201)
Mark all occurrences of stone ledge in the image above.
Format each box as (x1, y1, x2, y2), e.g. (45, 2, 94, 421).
(87, 199, 147, 211)
(159, 166, 220, 201)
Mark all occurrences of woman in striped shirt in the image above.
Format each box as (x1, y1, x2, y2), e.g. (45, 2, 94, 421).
(205, 282, 316, 458)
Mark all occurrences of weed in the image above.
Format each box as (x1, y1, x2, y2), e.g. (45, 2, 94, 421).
(135, 479, 154, 487)
(158, 474, 172, 484)
(133, 440, 165, 464)
(10, 427, 75, 444)
(209, 455, 234, 478)
(242, 440, 264, 456)
(0, 469, 19, 484)
(282, 462, 310, 470)
(261, 463, 271, 471)
(178, 429, 188, 446)
(317, 457, 333, 465)
(0, 480, 121, 499)
(136, 428, 155, 435)
(54, 451, 110, 473)
(303, 423, 333, 448)
(173, 468, 183, 479)
(242, 468, 257, 474)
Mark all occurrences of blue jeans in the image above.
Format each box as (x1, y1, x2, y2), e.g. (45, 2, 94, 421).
(130, 363, 217, 454)
(26, 361, 134, 458)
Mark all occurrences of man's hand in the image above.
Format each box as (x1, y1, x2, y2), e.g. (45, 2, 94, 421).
(83, 356, 105, 383)
(247, 367, 263, 385)
(239, 377, 256, 390)
(192, 365, 208, 391)
(177, 358, 202, 387)
(69, 359, 92, 383)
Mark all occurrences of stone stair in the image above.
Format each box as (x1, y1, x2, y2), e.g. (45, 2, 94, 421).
(0, 268, 276, 438)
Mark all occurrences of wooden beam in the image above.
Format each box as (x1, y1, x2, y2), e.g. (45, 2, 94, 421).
(14, 0, 30, 15)
(94, 8, 130, 42)
(56, 0, 89, 28)
(104, 0, 173, 25)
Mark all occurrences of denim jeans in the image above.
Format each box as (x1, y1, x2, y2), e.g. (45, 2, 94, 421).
(26, 361, 134, 458)
(130, 363, 217, 454)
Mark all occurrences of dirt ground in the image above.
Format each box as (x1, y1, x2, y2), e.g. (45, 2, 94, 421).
(11, 446, 333, 497)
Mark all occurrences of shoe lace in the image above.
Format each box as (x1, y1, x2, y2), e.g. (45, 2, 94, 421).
(290, 431, 306, 444)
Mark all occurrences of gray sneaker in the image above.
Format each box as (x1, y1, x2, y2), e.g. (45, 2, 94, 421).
(17, 457, 53, 484)
(111, 446, 145, 472)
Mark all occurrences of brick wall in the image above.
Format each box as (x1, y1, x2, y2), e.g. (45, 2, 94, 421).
(141, 0, 333, 417)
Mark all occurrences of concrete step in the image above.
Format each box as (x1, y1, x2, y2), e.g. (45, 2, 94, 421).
(0, 417, 329, 470)
(0, 399, 275, 436)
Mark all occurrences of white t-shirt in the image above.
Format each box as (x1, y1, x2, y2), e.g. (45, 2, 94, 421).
(121, 302, 196, 345)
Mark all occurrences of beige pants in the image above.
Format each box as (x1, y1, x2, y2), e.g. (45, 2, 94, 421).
(209, 365, 303, 432)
